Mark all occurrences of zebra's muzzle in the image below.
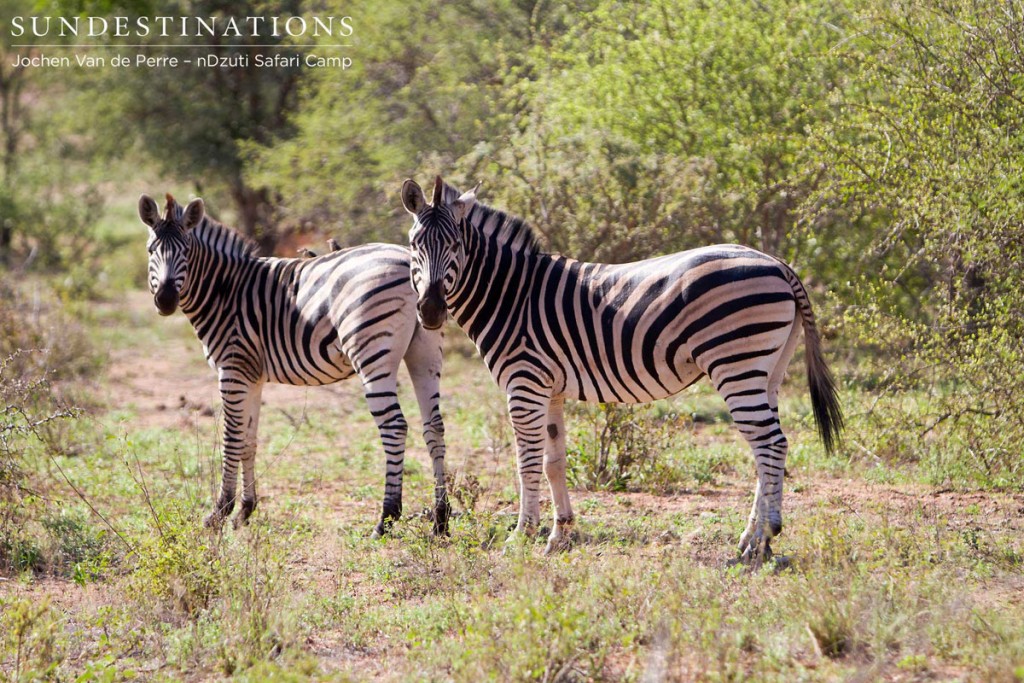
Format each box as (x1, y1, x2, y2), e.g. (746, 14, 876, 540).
(154, 283, 179, 316)
(417, 282, 447, 330)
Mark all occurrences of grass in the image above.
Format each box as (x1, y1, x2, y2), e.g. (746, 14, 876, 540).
(1, 211, 1023, 680)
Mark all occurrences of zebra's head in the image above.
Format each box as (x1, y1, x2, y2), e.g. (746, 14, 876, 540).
(138, 193, 205, 316)
(402, 176, 478, 330)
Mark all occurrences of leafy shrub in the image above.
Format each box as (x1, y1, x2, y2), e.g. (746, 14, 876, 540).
(807, 0, 1024, 488)
(40, 508, 109, 578)
(129, 498, 296, 672)
(0, 276, 98, 576)
(567, 403, 684, 492)
(131, 502, 227, 617)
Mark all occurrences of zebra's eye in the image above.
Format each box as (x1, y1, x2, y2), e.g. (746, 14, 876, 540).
(147, 243, 157, 255)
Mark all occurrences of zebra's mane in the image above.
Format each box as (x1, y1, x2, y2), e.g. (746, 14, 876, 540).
(442, 182, 544, 256)
(191, 214, 260, 261)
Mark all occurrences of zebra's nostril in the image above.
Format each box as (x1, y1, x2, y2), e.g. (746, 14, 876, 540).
(154, 284, 179, 315)
(417, 282, 447, 329)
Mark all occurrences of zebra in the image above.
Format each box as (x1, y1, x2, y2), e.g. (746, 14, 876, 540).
(139, 193, 450, 536)
(401, 177, 842, 563)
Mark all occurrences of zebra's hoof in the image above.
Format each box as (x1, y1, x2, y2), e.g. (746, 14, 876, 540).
(203, 511, 223, 528)
(543, 524, 577, 555)
(543, 536, 571, 555)
(232, 498, 256, 529)
(432, 499, 452, 537)
(728, 539, 774, 570)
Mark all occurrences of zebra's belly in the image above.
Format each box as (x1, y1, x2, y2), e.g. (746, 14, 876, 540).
(267, 362, 356, 386)
(259, 312, 358, 386)
(264, 344, 356, 386)
(566, 356, 705, 404)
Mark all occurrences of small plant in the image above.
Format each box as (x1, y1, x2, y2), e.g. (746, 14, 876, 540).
(131, 501, 226, 616)
(0, 596, 62, 680)
(806, 604, 856, 660)
(0, 348, 81, 576)
(40, 507, 109, 578)
(567, 403, 682, 491)
(446, 470, 482, 513)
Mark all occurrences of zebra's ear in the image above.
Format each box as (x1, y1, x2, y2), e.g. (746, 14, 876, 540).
(431, 175, 444, 207)
(451, 182, 479, 223)
(182, 198, 205, 230)
(402, 179, 426, 215)
(138, 194, 160, 228)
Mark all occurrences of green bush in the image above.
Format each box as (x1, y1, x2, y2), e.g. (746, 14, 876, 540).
(567, 403, 685, 492)
(0, 597, 63, 680)
(806, 0, 1024, 487)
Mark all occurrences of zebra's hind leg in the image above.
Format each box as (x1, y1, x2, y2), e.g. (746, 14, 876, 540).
(404, 327, 449, 536)
(361, 373, 408, 539)
(726, 384, 788, 566)
(733, 322, 803, 564)
(205, 374, 263, 529)
(543, 398, 575, 555)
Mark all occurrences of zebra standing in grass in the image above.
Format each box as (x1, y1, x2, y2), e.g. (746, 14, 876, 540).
(402, 177, 842, 563)
(139, 193, 450, 535)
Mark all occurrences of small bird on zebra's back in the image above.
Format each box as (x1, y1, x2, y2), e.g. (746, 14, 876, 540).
(139, 192, 451, 536)
(297, 239, 341, 258)
(402, 176, 843, 565)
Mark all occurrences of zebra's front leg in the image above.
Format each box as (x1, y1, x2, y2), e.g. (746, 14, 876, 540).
(543, 398, 575, 554)
(406, 331, 450, 536)
(362, 375, 408, 538)
(410, 378, 449, 536)
(233, 382, 264, 528)
(505, 391, 549, 549)
(205, 375, 264, 529)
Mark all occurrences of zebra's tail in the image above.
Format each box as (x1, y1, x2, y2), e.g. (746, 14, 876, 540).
(784, 265, 844, 455)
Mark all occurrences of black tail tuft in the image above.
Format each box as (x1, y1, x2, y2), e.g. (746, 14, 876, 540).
(803, 324, 844, 454)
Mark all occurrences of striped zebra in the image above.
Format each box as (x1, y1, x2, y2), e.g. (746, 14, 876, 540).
(139, 193, 450, 536)
(401, 177, 842, 563)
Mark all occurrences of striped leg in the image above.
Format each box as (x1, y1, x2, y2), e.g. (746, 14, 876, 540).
(234, 382, 264, 528)
(362, 373, 409, 538)
(543, 397, 575, 554)
(734, 323, 803, 561)
(405, 334, 449, 536)
(506, 389, 550, 545)
(727, 383, 788, 563)
(205, 373, 263, 528)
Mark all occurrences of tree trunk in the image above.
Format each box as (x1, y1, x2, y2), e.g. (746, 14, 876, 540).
(229, 181, 277, 255)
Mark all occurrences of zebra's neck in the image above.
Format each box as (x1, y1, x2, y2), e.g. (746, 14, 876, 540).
(179, 218, 259, 352)
(448, 200, 547, 354)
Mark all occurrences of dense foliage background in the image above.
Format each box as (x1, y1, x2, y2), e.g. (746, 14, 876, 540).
(10, 0, 1016, 484)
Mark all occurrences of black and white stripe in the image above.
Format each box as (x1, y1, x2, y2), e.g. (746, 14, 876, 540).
(140, 193, 449, 536)
(402, 177, 841, 561)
